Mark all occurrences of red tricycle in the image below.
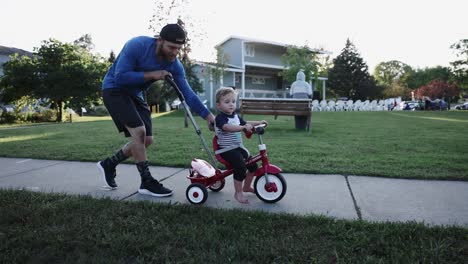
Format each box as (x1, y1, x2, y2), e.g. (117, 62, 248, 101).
(164, 76, 287, 205)
(186, 124, 287, 204)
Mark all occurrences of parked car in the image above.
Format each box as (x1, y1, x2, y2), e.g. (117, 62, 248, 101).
(454, 102, 468, 110)
(402, 101, 420, 111)
(170, 99, 181, 110)
(425, 99, 448, 110)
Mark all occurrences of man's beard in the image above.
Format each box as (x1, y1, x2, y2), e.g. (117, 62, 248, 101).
(157, 44, 177, 62)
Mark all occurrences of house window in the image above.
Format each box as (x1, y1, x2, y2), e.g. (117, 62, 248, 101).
(252, 76, 265, 85)
(245, 44, 255, 57)
(199, 79, 205, 96)
(235, 75, 241, 84)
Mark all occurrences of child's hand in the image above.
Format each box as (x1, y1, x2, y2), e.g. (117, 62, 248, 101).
(243, 124, 254, 132)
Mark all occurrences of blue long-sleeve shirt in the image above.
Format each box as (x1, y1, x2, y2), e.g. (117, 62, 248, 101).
(102, 36, 209, 118)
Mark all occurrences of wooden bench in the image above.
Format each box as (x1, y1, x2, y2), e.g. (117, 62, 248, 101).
(239, 98, 312, 131)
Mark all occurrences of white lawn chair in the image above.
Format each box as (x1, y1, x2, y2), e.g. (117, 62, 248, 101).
(361, 100, 370, 111)
(327, 100, 336, 111)
(370, 100, 378, 111)
(353, 100, 362, 111)
(346, 99, 354, 111)
(320, 100, 329, 111)
(312, 100, 321, 112)
(335, 100, 345, 111)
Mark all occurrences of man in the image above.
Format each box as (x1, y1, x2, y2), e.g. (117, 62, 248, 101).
(97, 23, 215, 197)
(289, 70, 312, 99)
(289, 70, 312, 129)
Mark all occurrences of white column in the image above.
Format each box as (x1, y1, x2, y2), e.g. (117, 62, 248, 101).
(233, 72, 236, 87)
(209, 71, 214, 108)
(241, 72, 245, 98)
(322, 80, 326, 101)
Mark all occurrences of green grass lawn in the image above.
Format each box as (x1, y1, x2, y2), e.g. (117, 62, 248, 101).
(1, 190, 467, 263)
(0, 110, 467, 180)
(1, 111, 468, 262)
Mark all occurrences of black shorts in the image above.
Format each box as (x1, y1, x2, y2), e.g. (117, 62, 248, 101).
(102, 89, 152, 138)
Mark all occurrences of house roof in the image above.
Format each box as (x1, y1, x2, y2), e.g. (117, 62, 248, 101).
(195, 61, 244, 72)
(215, 36, 332, 55)
(0, 46, 33, 57)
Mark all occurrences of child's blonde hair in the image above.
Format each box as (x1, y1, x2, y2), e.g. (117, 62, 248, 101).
(215, 87, 237, 103)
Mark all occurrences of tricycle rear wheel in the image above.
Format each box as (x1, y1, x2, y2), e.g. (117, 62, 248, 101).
(209, 179, 225, 192)
(186, 183, 208, 204)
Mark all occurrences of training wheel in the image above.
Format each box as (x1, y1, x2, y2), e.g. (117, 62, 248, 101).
(254, 173, 287, 203)
(209, 179, 225, 192)
(186, 183, 208, 204)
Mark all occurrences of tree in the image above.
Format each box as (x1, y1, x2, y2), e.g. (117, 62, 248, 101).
(148, 1, 205, 106)
(328, 39, 381, 100)
(404, 66, 453, 90)
(281, 45, 319, 84)
(373, 60, 413, 99)
(0, 54, 39, 103)
(450, 39, 468, 93)
(414, 79, 460, 99)
(108, 50, 116, 63)
(0, 37, 109, 122)
(373, 60, 412, 88)
(73, 34, 95, 51)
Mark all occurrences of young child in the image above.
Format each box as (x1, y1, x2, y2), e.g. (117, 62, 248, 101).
(214, 87, 268, 204)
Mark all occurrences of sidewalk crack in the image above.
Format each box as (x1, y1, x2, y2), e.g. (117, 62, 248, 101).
(119, 167, 186, 201)
(345, 175, 362, 220)
(0, 162, 66, 180)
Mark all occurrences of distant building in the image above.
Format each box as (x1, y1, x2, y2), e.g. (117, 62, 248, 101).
(0, 46, 33, 76)
(192, 36, 330, 108)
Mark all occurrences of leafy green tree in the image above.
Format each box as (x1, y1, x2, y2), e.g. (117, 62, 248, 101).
(404, 66, 453, 90)
(0, 54, 38, 102)
(148, 1, 204, 105)
(208, 47, 229, 83)
(0, 37, 109, 122)
(281, 45, 319, 84)
(450, 39, 468, 93)
(73, 34, 95, 51)
(328, 39, 381, 100)
(373, 61, 413, 99)
(373, 60, 413, 87)
(108, 50, 116, 63)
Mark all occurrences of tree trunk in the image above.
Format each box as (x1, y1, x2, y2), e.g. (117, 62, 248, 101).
(57, 100, 63, 122)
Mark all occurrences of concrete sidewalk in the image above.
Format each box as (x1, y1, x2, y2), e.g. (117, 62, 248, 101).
(1, 157, 467, 227)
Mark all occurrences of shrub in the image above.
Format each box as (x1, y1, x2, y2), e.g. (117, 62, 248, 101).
(88, 105, 109, 116)
(0, 112, 16, 124)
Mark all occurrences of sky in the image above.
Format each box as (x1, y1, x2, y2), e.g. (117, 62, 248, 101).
(1, 0, 467, 71)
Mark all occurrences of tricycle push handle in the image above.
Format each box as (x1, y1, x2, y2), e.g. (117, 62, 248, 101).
(165, 75, 185, 102)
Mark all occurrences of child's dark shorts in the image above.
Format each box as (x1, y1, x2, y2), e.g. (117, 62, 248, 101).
(220, 147, 258, 181)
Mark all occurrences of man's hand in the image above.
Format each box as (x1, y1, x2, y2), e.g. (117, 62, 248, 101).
(205, 113, 215, 131)
(144, 70, 172, 82)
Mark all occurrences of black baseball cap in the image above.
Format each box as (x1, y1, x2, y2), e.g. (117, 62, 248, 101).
(160, 24, 186, 44)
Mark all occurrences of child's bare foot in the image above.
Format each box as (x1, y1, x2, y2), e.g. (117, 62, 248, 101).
(234, 192, 249, 204)
(243, 186, 255, 193)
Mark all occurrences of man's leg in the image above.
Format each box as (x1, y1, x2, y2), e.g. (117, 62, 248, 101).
(125, 126, 172, 197)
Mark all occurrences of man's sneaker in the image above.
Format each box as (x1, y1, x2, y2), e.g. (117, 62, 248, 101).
(138, 179, 173, 197)
(97, 159, 117, 189)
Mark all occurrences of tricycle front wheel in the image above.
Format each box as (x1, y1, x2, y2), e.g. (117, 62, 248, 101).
(254, 173, 287, 203)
